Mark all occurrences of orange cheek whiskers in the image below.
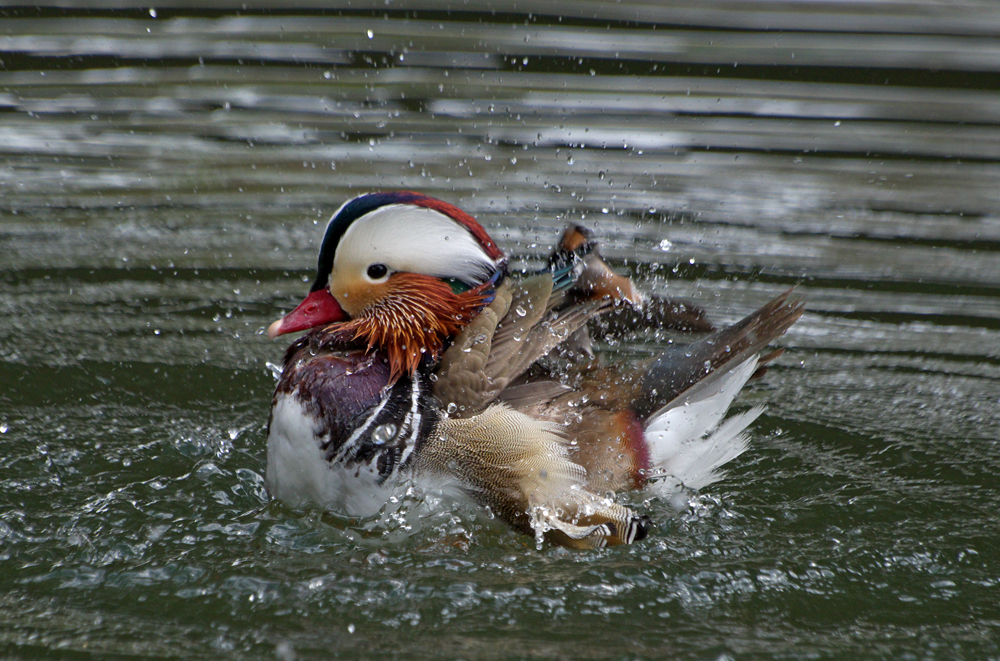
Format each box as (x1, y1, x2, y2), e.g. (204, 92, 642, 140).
(340, 274, 490, 384)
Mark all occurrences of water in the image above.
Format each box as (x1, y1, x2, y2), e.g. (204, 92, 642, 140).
(2, 4, 1000, 659)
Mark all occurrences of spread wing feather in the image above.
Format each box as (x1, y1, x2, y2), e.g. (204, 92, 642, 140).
(434, 273, 613, 415)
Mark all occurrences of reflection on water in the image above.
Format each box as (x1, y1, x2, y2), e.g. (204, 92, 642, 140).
(1, 3, 999, 659)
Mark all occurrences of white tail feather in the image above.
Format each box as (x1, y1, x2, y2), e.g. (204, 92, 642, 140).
(643, 356, 762, 496)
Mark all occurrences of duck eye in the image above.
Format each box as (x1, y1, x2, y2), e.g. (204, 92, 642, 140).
(366, 263, 389, 280)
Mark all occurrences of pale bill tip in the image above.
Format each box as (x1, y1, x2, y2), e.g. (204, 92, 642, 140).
(267, 317, 285, 340)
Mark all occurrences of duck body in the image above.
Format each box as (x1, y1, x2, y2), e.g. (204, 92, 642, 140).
(265, 191, 804, 548)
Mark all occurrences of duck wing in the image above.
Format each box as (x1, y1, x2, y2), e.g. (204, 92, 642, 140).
(433, 273, 613, 416)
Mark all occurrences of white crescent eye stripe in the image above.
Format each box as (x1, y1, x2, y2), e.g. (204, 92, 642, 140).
(332, 204, 500, 286)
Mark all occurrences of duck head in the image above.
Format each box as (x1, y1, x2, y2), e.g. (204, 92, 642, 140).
(268, 191, 507, 382)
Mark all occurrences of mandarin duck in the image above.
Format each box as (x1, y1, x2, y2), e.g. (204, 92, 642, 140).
(265, 191, 804, 549)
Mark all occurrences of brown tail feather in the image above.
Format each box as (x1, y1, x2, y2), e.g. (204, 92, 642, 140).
(634, 289, 805, 420)
(596, 294, 716, 334)
(750, 347, 787, 381)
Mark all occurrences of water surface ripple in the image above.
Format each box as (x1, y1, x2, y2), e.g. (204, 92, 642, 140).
(1, 3, 999, 659)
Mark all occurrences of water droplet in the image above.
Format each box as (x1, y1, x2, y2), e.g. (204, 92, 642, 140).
(514, 305, 527, 317)
(367, 29, 374, 39)
(266, 362, 283, 380)
(372, 423, 397, 445)
(276, 642, 296, 661)
(228, 428, 239, 440)
(446, 402, 458, 415)
(0, 423, 7, 434)
(348, 624, 356, 634)
(148, 8, 157, 17)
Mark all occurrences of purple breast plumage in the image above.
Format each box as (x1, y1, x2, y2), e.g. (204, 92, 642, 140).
(266, 334, 439, 516)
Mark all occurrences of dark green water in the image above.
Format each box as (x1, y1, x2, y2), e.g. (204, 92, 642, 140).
(2, 4, 1000, 659)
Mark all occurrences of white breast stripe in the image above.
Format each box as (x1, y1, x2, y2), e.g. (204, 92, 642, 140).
(333, 395, 389, 462)
(397, 377, 422, 468)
